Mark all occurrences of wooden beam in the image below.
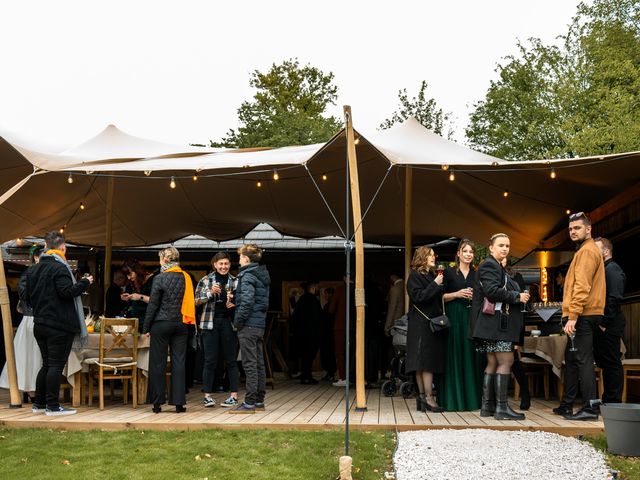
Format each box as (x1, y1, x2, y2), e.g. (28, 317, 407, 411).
(0, 247, 22, 407)
(103, 177, 114, 309)
(343, 106, 366, 410)
(404, 167, 412, 313)
(542, 181, 640, 249)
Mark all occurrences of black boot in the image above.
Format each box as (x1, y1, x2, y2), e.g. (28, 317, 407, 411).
(512, 360, 530, 410)
(480, 373, 496, 417)
(494, 374, 525, 421)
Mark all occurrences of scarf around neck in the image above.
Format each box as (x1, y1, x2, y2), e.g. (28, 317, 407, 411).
(163, 265, 196, 325)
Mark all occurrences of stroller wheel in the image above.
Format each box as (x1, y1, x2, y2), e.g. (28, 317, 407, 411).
(400, 381, 415, 399)
(382, 380, 397, 397)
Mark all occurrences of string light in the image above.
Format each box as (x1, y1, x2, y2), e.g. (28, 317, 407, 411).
(566, 209, 571, 215)
(169, 177, 176, 189)
(550, 168, 557, 179)
(67, 173, 74, 184)
(354, 137, 360, 145)
(192, 173, 198, 181)
(448, 169, 455, 182)
(80, 202, 85, 210)
(59, 226, 65, 234)
(491, 161, 499, 167)
(322, 174, 328, 181)
(273, 170, 279, 181)
(256, 181, 262, 188)
(144, 170, 152, 176)
(441, 164, 449, 171)
(503, 190, 509, 198)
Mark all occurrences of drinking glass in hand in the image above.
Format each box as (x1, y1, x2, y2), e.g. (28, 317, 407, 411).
(436, 264, 445, 275)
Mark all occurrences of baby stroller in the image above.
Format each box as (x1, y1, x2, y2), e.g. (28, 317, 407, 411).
(381, 314, 416, 398)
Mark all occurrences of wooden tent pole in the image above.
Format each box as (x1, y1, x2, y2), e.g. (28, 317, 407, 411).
(404, 167, 412, 312)
(343, 105, 366, 410)
(103, 177, 114, 309)
(0, 247, 22, 407)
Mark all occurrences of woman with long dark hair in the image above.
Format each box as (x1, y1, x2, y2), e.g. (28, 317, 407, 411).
(470, 233, 530, 420)
(440, 239, 482, 411)
(121, 260, 155, 331)
(405, 246, 447, 413)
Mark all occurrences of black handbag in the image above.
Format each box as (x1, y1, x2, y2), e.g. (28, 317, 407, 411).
(413, 296, 449, 333)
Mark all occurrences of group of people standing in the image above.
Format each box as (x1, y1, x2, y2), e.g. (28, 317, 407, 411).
(405, 211, 627, 421)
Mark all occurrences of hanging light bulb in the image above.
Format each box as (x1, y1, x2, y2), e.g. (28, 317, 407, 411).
(144, 170, 152, 177)
(354, 137, 360, 145)
(170, 177, 176, 189)
(566, 209, 571, 215)
(80, 202, 85, 210)
(503, 190, 509, 198)
(59, 226, 65, 234)
(322, 174, 328, 181)
(448, 169, 455, 182)
(192, 173, 198, 181)
(491, 161, 499, 167)
(273, 170, 279, 181)
(67, 173, 74, 184)
(256, 181, 262, 188)
(550, 168, 557, 179)
(441, 164, 449, 171)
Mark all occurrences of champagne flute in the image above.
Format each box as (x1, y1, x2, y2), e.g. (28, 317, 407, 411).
(466, 287, 473, 308)
(522, 289, 530, 312)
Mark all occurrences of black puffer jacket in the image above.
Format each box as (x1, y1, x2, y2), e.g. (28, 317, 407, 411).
(24, 256, 89, 334)
(143, 271, 185, 333)
(234, 263, 271, 329)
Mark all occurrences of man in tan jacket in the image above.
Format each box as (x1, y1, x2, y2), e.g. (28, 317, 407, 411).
(553, 212, 605, 421)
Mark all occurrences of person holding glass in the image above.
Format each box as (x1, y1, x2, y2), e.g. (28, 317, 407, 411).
(121, 260, 155, 332)
(470, 233, 529, 420)
(143, 247, 195, 413)
(405, 246, 447, 413)
(440, 239, 481, 411)
(194, 252, 239, 408)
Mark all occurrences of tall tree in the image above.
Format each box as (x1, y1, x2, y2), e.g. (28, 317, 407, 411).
(211, 59, 342, 148)
(380, 81, 453, 138)
(466, 0, 640, 160)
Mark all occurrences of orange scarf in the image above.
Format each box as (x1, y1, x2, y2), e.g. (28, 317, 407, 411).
(164, 266, 196, 325)
(45, 249, 66, 260)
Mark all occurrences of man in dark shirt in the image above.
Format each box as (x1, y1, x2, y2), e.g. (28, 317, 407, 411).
(105, 269, 128, 317)
(594, 237, 626, 404)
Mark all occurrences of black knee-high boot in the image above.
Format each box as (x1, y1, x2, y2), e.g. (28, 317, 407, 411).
(494, 374, 525, 420)
(512, 359, 530, 410)
(480, 373, 496, 417)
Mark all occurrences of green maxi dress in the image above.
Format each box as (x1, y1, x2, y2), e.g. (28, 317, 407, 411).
(439, 267, 483, 411)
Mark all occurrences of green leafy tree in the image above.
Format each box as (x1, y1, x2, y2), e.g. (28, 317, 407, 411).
(380, 81, 453, 138)
(466, 0, 640, 160)
(211, 59, 342, 148)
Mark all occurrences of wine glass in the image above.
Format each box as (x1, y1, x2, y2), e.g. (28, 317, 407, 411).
(522, 289, 530, 312)
(436, 263, 445, 276)
(568, 334, 578, 352)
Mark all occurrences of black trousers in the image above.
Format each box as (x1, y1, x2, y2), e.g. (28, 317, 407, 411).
(562, 315, 600, 411)
(594, 326, 624, 403)
(300, 334, 319, 381)
(201, 316, 239, 393)
(238, 326, 265, 405)
(33, 324, 75, 409)
(148, 321, 188, 406)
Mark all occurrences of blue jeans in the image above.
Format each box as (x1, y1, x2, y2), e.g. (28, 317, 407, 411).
(201, 316, 239, 393)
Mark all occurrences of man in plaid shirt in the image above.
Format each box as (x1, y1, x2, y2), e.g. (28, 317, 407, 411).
(194, 252, 239, 408)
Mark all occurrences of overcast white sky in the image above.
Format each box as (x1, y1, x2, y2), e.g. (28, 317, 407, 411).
(0, 1, 582, 150)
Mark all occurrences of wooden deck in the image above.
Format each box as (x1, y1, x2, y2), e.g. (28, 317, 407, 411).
(0, 377, 604, 436)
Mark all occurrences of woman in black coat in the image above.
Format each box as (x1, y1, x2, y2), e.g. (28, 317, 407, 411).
(143, 246, 195, 414)
(470, 233, 530, 420)
(406, 246, 447, 413)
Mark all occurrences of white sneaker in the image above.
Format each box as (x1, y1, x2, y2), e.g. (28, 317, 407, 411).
(203, 396, 216, 408)
(332, 379, 348, 387)
(45, 406, 77, 416)
(32, 405, 46, 414)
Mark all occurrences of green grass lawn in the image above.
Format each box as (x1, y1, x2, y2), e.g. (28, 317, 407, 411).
(0, 427, 395, 480)
(583, 434, 640, 480)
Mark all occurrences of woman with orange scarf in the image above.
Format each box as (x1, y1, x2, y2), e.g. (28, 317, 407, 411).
(143, 247, 195, 413)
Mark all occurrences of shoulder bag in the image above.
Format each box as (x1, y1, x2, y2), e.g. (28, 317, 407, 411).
(413, 295, 449, 333)
(480, 275, 508, 315)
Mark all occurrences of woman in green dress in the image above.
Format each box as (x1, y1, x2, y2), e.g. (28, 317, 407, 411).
(440, 239, 483, 411)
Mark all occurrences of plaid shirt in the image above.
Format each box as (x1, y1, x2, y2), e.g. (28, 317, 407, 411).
(194, 272, 236, 330)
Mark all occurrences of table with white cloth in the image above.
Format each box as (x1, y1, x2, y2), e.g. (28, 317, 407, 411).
(65, 333, 150, 406)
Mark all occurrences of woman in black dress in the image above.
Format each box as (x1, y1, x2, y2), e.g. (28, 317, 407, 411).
(406, 246, 447, 413)
(470, 233, 530, 420)
(143, 247, 195, 413)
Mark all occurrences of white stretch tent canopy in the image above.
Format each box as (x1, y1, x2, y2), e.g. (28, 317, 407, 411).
(2, 118, 639, 256)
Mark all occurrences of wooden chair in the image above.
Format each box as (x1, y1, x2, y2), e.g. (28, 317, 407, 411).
(622, 359, 640, 403)
(514, 352, 551, 401)
(85, 317, 139, 410)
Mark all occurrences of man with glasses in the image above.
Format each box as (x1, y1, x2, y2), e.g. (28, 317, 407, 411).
(594, 237, 626, 404)
(553, 212, 606, 420)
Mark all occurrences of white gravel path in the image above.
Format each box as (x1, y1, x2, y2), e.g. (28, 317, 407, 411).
(394, 429, 611, 480)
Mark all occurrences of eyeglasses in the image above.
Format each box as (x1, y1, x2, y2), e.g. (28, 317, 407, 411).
(569, 211, 588, 221)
